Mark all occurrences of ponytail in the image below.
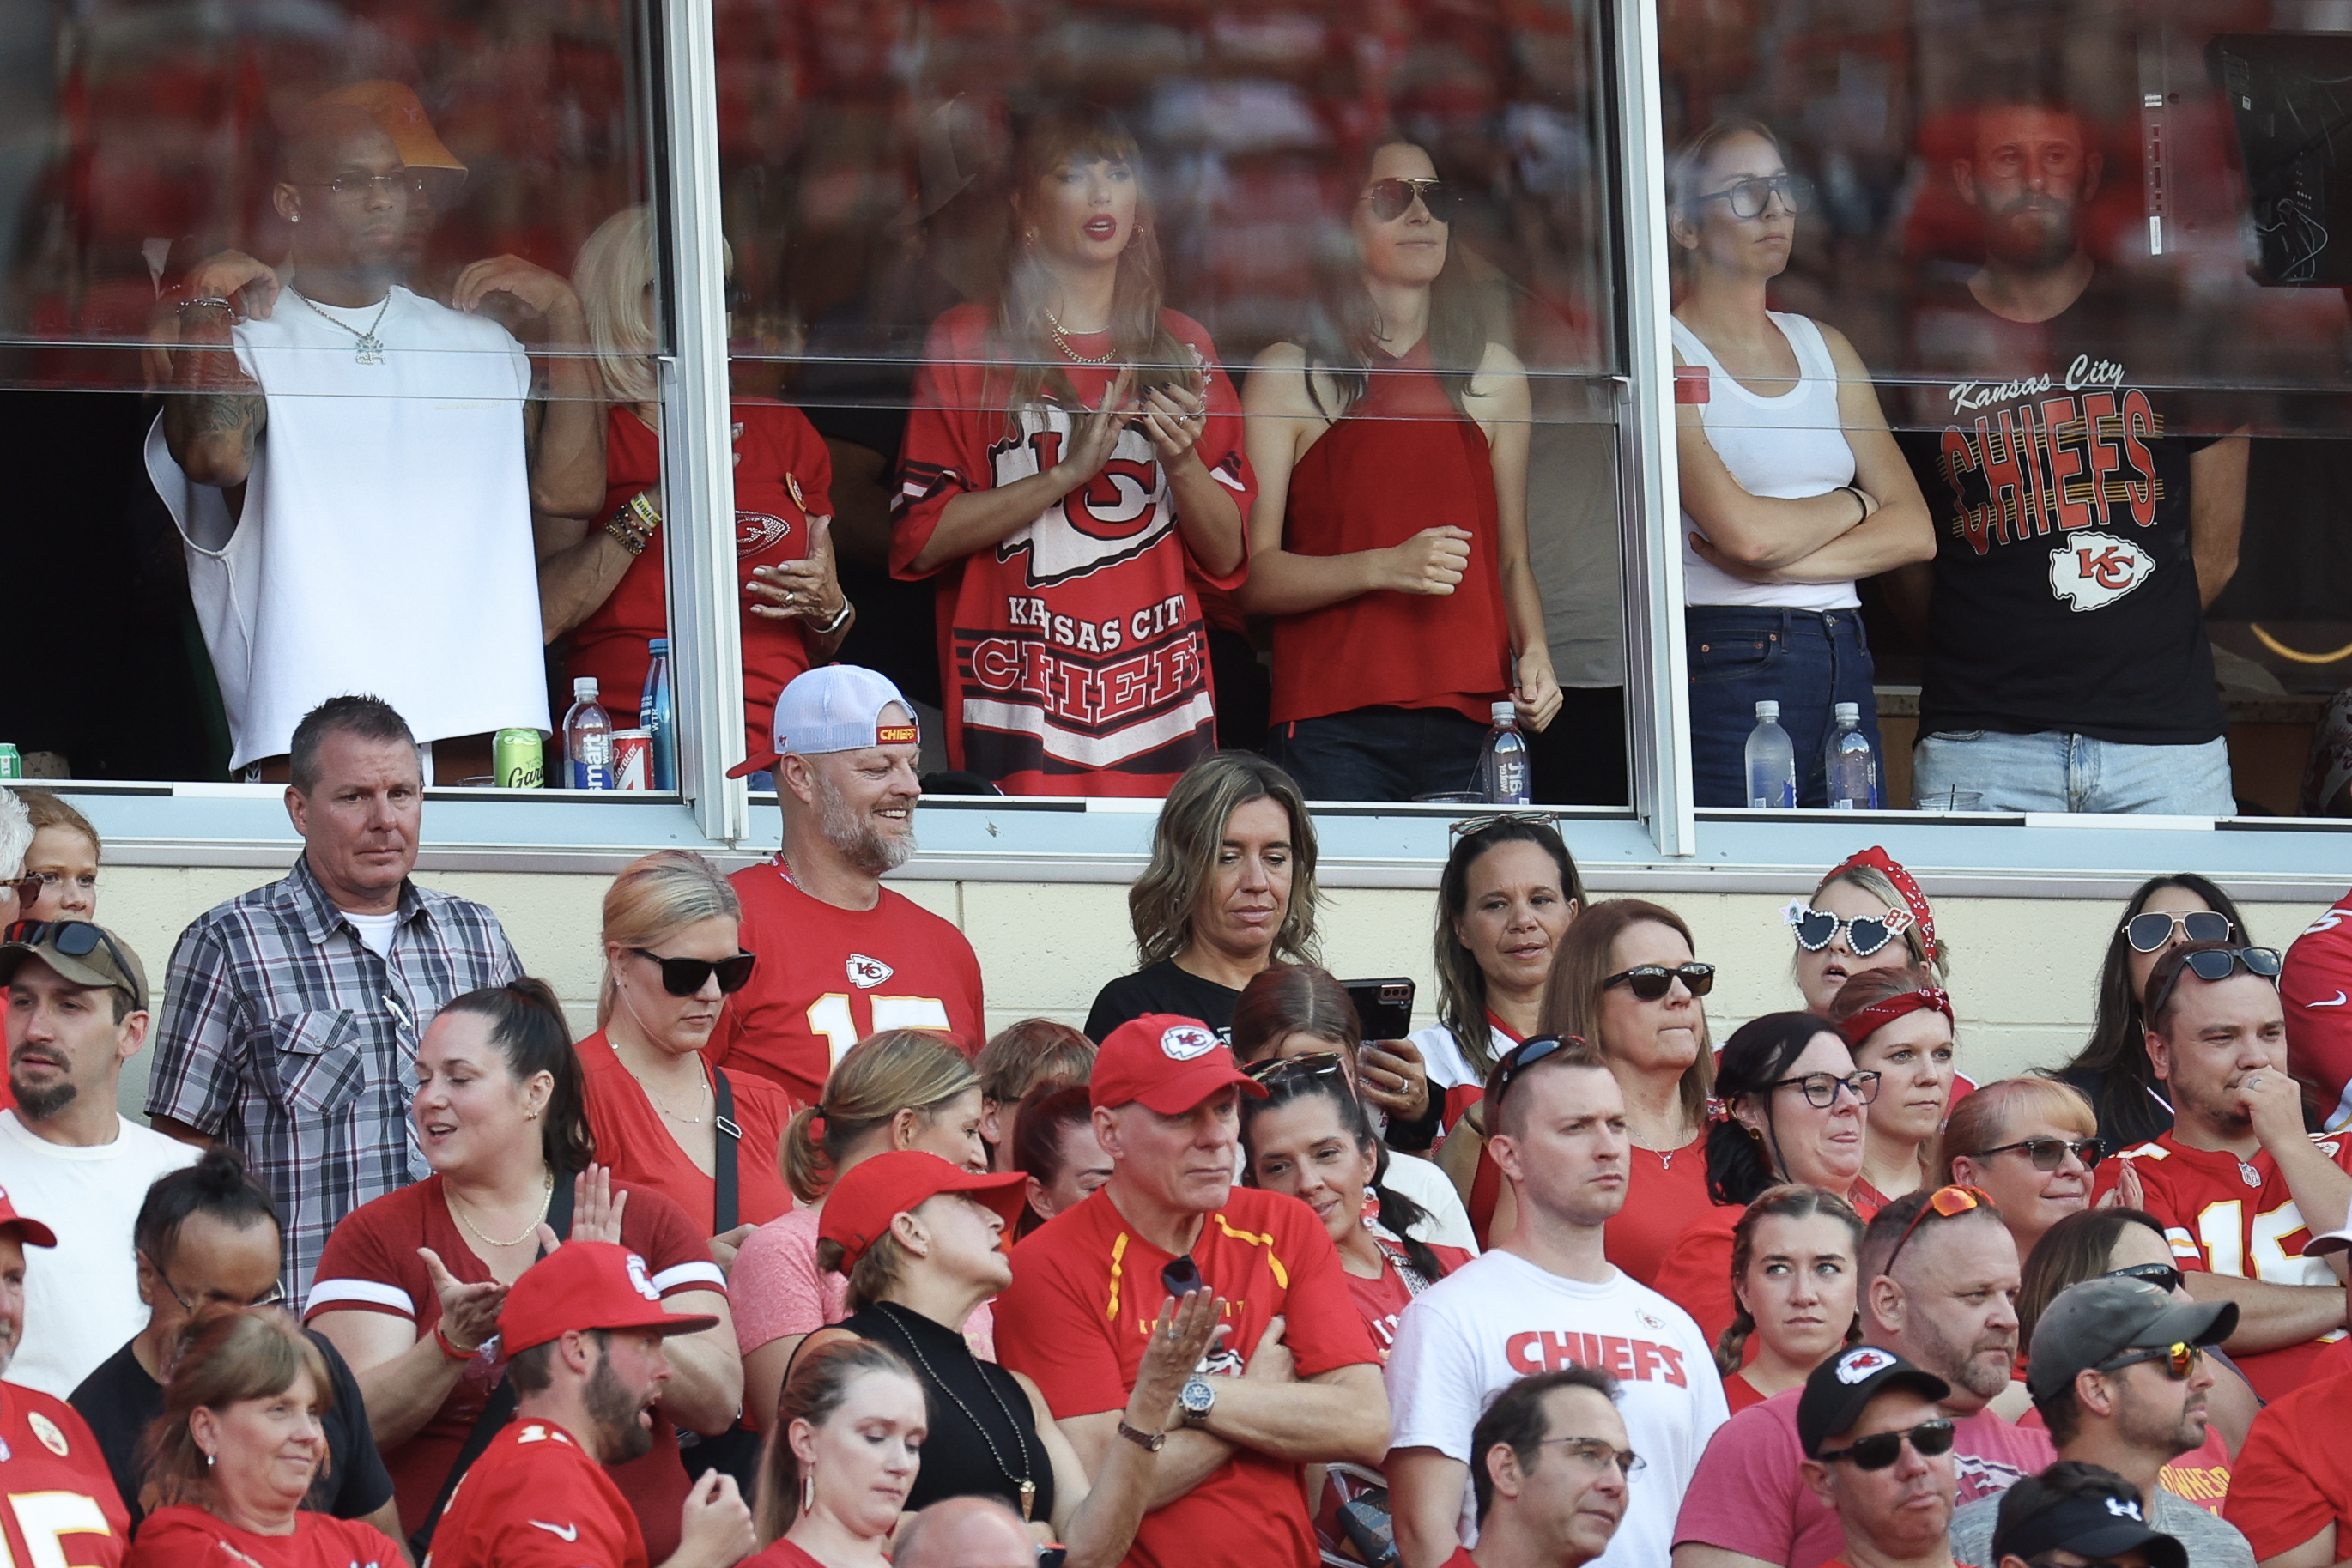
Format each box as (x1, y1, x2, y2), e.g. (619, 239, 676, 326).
(783, 1030, 979, 1204)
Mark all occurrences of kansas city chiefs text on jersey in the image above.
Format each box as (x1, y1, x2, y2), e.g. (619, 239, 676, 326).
(962, 622, 1208, 731)
(1934, 387, 2165, 558)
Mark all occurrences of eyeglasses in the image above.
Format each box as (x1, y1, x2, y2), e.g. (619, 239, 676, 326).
(1816, 1418, 1955, 1470)
(1787, 905, 1907, 958)
(3, 919, 136, 985)
(1243, 1050, 1348, 1087)
(2143, 946, 2282, 1023)
(2125, 910, 2234, 953)
(1972, 1136, 2106, 1172)
(1603, 963, 1716, 1001)
(1488, 1034, 1577, 1115)
(2099, 1341, 2201, 1380)
(1767, 1070, 1882, 1109)
(1882, 1184, 1993, 1274)
(1447, 811, 1562, 839)
(632, 948, 757, 996)
(1537, 1436, 1646, 1474)
(294, 172, 425, 198)
(2103, 1262, 2184, 1295)
(1692, 173, 1817, 220)
(1363, 177, 1459, 223)
(142, 1250, 286, 1313)
(1, 877, 42, 912)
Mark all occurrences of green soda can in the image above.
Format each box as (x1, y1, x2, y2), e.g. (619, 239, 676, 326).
(0, 745, 21, 779)
(493, 729, 543, 789)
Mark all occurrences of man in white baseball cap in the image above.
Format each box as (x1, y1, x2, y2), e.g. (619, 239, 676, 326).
(712, 665, 984, 1106)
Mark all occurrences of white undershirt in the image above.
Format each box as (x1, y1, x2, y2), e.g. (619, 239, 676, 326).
(343, 909, 400, 958)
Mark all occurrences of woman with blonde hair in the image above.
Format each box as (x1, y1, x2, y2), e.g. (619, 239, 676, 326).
(1790, 845, 1950, 1014)
(728, 1030, 985, 1429)
(18, 790, 100, 922)
(1939, 1078, 2104, 1264)
(127, 1306, 402, 1568)
(1828, 966, 1959, 1209)
(577, 849, 791, 1265)
(549, 204, 851, 762)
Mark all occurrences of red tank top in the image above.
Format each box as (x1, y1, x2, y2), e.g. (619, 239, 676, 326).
(1269, 340, 1513, 725)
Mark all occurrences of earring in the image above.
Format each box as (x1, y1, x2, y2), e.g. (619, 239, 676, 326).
(288, 213, 300, 224)
(800, 1474, 815, 1515)
(525, 1109, 541, 1121)
(204, 1450, 215, 1469)
(1744, 1124, 1763, 1141)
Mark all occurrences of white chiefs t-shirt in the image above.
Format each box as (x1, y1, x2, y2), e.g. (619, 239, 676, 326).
(1386, 1247, 1728, 1568)
(146, 284, 552, 766)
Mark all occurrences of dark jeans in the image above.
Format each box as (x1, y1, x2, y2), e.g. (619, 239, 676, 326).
(1685, 606, 1881, 808)
(1265, 705, 1491, 802)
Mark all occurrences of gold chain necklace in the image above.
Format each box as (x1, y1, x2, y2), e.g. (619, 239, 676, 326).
(1042, 307, 1115, 366)
(446, 1169, 554, 1250)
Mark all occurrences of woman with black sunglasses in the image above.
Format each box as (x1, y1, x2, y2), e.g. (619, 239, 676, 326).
(1939, 1078, 2102, 1265)
(1667, 120, 1933, 808)
(1239, 137, 1560, 802)
(574, 851, 788, 1267)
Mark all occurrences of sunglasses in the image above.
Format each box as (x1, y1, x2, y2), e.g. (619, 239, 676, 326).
(1363, 177, 1460, 223)
(1693, 173, 1818, 220)
(2099, 1341, 2201, 1380)
(1817, 1417, 1955, 1470)
(633, 947, 756, 996)
(1882, 1184, 1993, 1274)
(2125, 910, 2234, 953)
(1972, 1135, 2106, 1173)
(1488, 1034, 1578, 1115)
(1788, 905, 1907, 958)
(1768, 1069, 1881, 1109)
(1448, 811, 1562, 840)
(1244, 1050, 1348, 1087)
(3, 919, 136, 983)
(2104, 1262, 2184, 1295)
(2144, 946, 2282, 1023)
(1604, 963, 1716, 1001)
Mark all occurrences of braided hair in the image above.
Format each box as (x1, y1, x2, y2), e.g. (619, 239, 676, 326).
(1712, 1183, 1864, 1375)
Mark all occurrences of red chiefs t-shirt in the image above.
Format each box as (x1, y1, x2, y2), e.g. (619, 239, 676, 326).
(2094, 1129, 2352, 1399)
(421, 1417, 642, 1568)
(706, 860, 985, 1106)
(128, 1507, 397, 1568)
(2226, 1365, 2352, 1559)
(576, 1031, 796, 1234)
(2284, 891, 2352, 1132)
(890, 303, 1254, 796)
(1348, 1243, 1475, 1358)
(996, 1183, 1379, 1568)
(303, 1176, 726, 1561)
(0, 1385, 127, 1568)
(569, 402, 834, 760)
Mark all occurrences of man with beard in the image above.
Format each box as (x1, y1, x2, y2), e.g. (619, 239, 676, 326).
(2094, 941, 2352, 1402)
(1798, 1348, 1964, 1568)
(1890, 96, 2247, 815)
(0, 1190, 132, 1568)
(1949, 1278, 2252, 1567)
(0, 922, 194, 1397)
(427, 1240, 755, 1568)
(708, 665, 985, 1105)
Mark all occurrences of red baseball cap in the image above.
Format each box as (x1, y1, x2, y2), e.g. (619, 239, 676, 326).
(0, 1187, 55, 1250)
(498, 1241, 717, 1355)
(819, 1151, 1028, 1269)
(1090, 1014, 1268, 1116)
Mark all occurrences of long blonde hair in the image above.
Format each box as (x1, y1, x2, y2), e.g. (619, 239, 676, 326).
(574, 205, 733, 410)
(598, 850, 742, 1029)
(1128, 753, 1320, 969)
(782, 1031, 978, 1203)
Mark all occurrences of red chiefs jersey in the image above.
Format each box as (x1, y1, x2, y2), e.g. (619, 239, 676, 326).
(129, 1506, 397, 1568)
(421, 1417, 642, 1568)
(890, 303, 1254, 796)
(0, 1385, 126, 1568)
(569, 401, 834, 760)
(2094, 1129, 2352, 1398)
(706, 859, 985, 1105)
(2283, 890, 2352, 1132)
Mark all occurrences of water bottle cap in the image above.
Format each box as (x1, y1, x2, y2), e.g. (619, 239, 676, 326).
(1490, 700, 1517, 723)
(649, 638, 668, 656)
(1755, 700, 1779, 720)
(1834, 701, 1860, 723)
(573, 677, 599, 699)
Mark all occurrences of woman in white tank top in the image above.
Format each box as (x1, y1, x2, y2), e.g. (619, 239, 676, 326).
(1668, 119, 1934, 807)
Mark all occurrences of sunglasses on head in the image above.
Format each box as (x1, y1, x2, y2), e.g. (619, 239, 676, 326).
(1488, 1034, 1578, 1116)
(4, 919, 134, 980)
(1882, 1184, 1993, 1274)
(2144, 945, 2282, 1023)
(1604, 962, 1715, 1001)
(2099, 1341, 2201, 1380)
(1243, 1050, 1349, 1087)
(1972, 1135, 2106, 1173)
(1817, 1417, 1955, 1470)
(633, 947, 756, 996)
(2125, 910, 2234, 953)
(1788, 905, 1906, 958)
(2103, 1261, 2184, 1295)
(1363, 177, 1459, 223)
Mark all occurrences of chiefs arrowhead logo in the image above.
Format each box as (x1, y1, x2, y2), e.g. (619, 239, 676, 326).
(846, 954, 894, 990)
(737, 511, 792, 556)
(1160, 1025, 1219, 1062)
(2048, 531, 2155, 612)
(1835, 1347, 1896, 1384)
(626, 1252, 661, 1301)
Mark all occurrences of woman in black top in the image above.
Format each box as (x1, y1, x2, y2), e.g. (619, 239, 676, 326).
(791, 1151, 1215, 1565)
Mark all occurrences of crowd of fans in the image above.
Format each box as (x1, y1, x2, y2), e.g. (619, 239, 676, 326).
(0, 666, 2343, 1568)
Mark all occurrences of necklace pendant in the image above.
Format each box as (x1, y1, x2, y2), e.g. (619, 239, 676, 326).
(1018, 1480, 1035, 1522)
(1657, 1148, 1673, 1170)
(354, 334, 385, 366)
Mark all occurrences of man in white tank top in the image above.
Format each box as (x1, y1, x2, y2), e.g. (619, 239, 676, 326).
(149, 102, 604, 778)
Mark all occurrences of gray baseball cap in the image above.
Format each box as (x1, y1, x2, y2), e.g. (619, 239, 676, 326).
(2026, 1276, 2236, 1403)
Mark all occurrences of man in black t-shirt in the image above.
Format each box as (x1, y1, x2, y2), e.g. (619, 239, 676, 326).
(1892, 98, 2246, 814)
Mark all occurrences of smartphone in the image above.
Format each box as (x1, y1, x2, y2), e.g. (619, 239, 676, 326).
(1344, 978, 1415, 1043)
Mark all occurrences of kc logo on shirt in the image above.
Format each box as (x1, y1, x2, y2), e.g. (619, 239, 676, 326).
(2047, 531, 2155, 611)
(1506, 1330, 1688, 1386)
(846, 954, 894, 990)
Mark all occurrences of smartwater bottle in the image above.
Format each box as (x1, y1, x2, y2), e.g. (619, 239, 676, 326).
(1824, 701, 1881, 810)
(641, 638, 676, 791)
(1479, 700, 1532, 805)
(564, 677, 614, 790)
(1745, 700, 1797, 809)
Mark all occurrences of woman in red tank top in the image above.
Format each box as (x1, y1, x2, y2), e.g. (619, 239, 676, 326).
(1240, 138, 1560, 802)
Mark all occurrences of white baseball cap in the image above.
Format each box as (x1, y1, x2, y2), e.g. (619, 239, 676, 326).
(729, 665, 919, 778)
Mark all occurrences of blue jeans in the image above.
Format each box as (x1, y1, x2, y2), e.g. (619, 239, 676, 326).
(1686, 607, 1881, 808)
(1265, 706, 1491, 802)
(1912, 730, 2235, 814)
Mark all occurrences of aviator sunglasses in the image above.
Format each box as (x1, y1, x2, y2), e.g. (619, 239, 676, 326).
(633, 947, 757, 996)
(1363, 177, 1460, 223)
(2125, 910, 2234, 953)
(2143, 946, 2282, 1022)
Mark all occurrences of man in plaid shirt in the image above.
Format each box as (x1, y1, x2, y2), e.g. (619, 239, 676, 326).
(147, 696, 522, 1305)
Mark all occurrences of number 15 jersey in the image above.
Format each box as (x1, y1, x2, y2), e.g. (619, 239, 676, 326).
(706, 859, 986, 1106)
(0, 1383, 127, 1568)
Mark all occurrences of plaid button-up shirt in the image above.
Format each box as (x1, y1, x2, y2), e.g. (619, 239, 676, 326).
(147, 854, 522, 1305)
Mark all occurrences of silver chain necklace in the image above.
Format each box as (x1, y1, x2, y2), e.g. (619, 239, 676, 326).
(874, 1301, 1038, 1519)
(297, 289, 393, 365)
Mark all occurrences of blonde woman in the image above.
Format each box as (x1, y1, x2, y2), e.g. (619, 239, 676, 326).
(547, 205, 851, 760)
(729, 1030, 986, 1427)
(576, 850, 791, 1264)
(1791, 845, 1950, 1014)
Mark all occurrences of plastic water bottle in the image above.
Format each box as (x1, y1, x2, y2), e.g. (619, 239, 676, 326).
(641, 639, 676, 791)
(563, 677, 614, 790)
(1744, 700, 1797, 809)
(1824, 701, 1881, 810)
(1479, 700, 1531, 805)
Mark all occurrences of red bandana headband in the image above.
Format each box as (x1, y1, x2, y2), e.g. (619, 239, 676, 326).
(1825, 845, 1938, 963)
(1837, 985, 1954, 1048)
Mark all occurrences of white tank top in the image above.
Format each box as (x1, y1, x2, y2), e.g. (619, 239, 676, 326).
(1673, 310, 1862, 610)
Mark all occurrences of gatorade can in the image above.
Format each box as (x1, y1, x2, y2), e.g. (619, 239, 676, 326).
(611, 729, 652, 791)
(493, 730, 543, 790)
(0, 745, 21, 780)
